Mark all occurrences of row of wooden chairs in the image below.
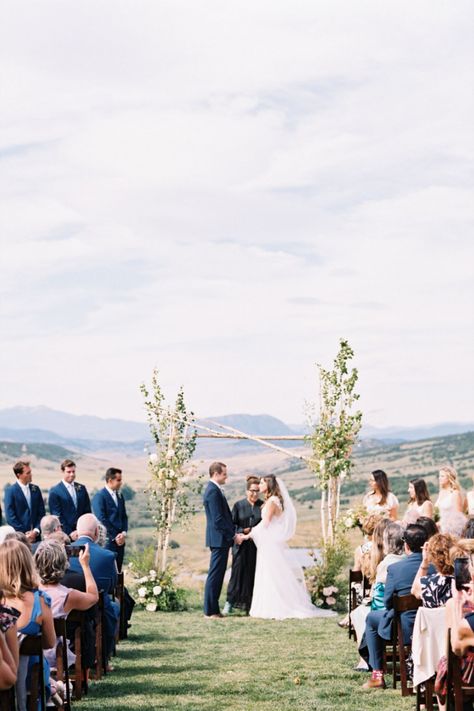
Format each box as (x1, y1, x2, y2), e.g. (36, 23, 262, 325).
(348, 569, 474, 710)
(0, 573, 127, 711)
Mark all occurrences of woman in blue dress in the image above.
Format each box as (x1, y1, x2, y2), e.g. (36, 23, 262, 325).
(0, 539, 56, 709)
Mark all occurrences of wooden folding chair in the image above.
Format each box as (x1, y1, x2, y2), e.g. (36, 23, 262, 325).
(392, 593, 422, 695)
(19, 634, 46, 711)
(0, 687, 16, 711)
(66, 608, 88, 699)
(115, 571, 128, 640)
(348, 569, 370, 640)
(93, 591, 108, 678)
(446, 628, 474, 711)
(54, 617, 72, 711)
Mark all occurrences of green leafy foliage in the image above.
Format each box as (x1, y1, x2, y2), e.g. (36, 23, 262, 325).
(305, 534, 350, 612)
(140, 369, 203, 572)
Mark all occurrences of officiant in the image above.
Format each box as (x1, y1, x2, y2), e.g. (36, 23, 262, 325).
(223, 476, 263, 615)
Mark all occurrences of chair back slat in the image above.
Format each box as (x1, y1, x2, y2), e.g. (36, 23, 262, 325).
(19, 634, 46, 711)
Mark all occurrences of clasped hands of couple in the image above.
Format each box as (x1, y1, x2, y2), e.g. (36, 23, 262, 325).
(234, 527, 252, 545)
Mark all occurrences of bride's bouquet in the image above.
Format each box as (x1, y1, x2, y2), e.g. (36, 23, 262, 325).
(341, 505, 366, 530)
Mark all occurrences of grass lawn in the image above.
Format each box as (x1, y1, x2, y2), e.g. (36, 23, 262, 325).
(78, 594, 415, 711)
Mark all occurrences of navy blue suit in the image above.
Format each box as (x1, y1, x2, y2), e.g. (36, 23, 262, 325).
(4, 481, 45, 534)
(364, 552, 435, 670)
(48, 481, 91, 535)
(92, 488, 128, 571)
(69, 535, 119, 658)
(203, 481, 235, 616)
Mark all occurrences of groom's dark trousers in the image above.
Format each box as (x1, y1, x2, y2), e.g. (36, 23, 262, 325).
(203, 481, 235, 616)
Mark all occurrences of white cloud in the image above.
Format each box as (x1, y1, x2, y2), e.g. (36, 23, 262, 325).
(0, 0, 473, 427)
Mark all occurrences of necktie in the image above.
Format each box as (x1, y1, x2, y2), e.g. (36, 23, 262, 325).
(69, 484, 78, 507)
(24, 485, 31, 509)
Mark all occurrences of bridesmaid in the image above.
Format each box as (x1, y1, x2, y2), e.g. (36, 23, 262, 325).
(405, 478, 434, 521)
(362, 469, 399, 521)
(435, 465, 464, 524)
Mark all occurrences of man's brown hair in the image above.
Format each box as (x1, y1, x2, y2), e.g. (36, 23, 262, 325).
(209, 462, 226, 477)
(13, 460, 30, 478)
(60, 459, 76, 471)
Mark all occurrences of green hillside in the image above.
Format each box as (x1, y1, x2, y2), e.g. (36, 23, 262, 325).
(0, 440, 77, 463)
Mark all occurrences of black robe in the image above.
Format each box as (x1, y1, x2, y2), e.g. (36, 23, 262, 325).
(226, 497, 263, 610)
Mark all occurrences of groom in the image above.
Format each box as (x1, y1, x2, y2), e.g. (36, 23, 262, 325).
(203, 461, 243, 618)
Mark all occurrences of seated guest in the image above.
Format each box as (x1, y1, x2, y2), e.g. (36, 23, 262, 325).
(353, 522, 405, 670)
(4, 531, 32, 551)
(0, 539, 56, 707)
(435, 552, 474, 707)
(361, 518, 392, 585)
(416, 516, 438, 540)
(411, 533, 454, 607)
(0, 526, 15, 544)
(0, 591, 18, 691)
(67, 514, 119, 664)
(0, 629, 17, 690)
(462, 517, 474, 539)
(353, 513, 383, 572)
(40, 515, 70, 545)
(34, 540, 98, 671)
(361, 523, 435, 690)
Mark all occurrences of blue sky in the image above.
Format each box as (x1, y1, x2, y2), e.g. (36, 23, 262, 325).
(1, 1, 473, 426)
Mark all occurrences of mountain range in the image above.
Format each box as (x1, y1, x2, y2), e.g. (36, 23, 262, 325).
(0, 406, 472, 455)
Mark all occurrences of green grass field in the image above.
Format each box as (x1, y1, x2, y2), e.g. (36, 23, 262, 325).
(78, 596, 415, 711)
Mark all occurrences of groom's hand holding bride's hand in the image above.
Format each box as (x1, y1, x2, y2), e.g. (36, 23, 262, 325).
(234, 533, 245, 545)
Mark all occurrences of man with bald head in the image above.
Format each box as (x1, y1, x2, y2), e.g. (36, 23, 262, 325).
(69, 513, 119, 664)
(69, 513, 117, 593)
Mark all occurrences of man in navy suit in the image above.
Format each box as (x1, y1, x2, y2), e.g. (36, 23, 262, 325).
(68, 513, 119, 662)
(203, 461, 243, 618)
(92, 468, 128, 572)
(4, 460, 45, 543)
(48, 459, 91, 538)
(361, 523, 434, 689)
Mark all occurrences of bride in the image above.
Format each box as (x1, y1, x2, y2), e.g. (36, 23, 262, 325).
(245, 475, 335, 620)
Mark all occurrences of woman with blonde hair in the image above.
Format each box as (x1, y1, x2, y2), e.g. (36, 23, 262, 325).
(361, 517, 392, 584)
(435, 466, 464, 527)
(0, 539, 56, 709)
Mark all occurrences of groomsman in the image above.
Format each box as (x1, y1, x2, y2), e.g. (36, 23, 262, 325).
(92, 467, 128, 571)
(4, 460, 45, 543)
(48, 459, 91, 538)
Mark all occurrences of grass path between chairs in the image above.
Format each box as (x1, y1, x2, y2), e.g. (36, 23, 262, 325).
(78, 598, 415, 711)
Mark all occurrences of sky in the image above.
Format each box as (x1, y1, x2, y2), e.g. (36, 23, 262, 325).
(1, 1, 473, 428)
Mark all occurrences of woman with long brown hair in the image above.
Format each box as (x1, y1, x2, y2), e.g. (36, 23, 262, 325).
(362, 469, 399, 521)
(243, 475, 334, 619)
(405, 478, 434, 521)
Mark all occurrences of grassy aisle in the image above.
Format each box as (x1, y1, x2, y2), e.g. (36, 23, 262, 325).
(79, 602, 415, 711)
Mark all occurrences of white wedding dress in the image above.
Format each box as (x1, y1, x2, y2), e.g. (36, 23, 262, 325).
(249, 478, 335, 620)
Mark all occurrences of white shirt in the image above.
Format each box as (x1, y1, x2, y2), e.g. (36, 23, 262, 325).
(63, 480, 77, 506)
(106, 485, 118, 506)
(209, 479, 224, 493)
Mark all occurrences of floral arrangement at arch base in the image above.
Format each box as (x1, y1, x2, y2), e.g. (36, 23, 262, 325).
(131, 565, 187, 612)
(305, 533, 350, 613)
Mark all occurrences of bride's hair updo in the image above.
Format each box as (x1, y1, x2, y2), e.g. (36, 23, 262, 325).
(261, 475, 284, 510)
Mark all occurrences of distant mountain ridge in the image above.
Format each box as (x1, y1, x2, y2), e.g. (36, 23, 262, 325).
(0, 406, 472, 453)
